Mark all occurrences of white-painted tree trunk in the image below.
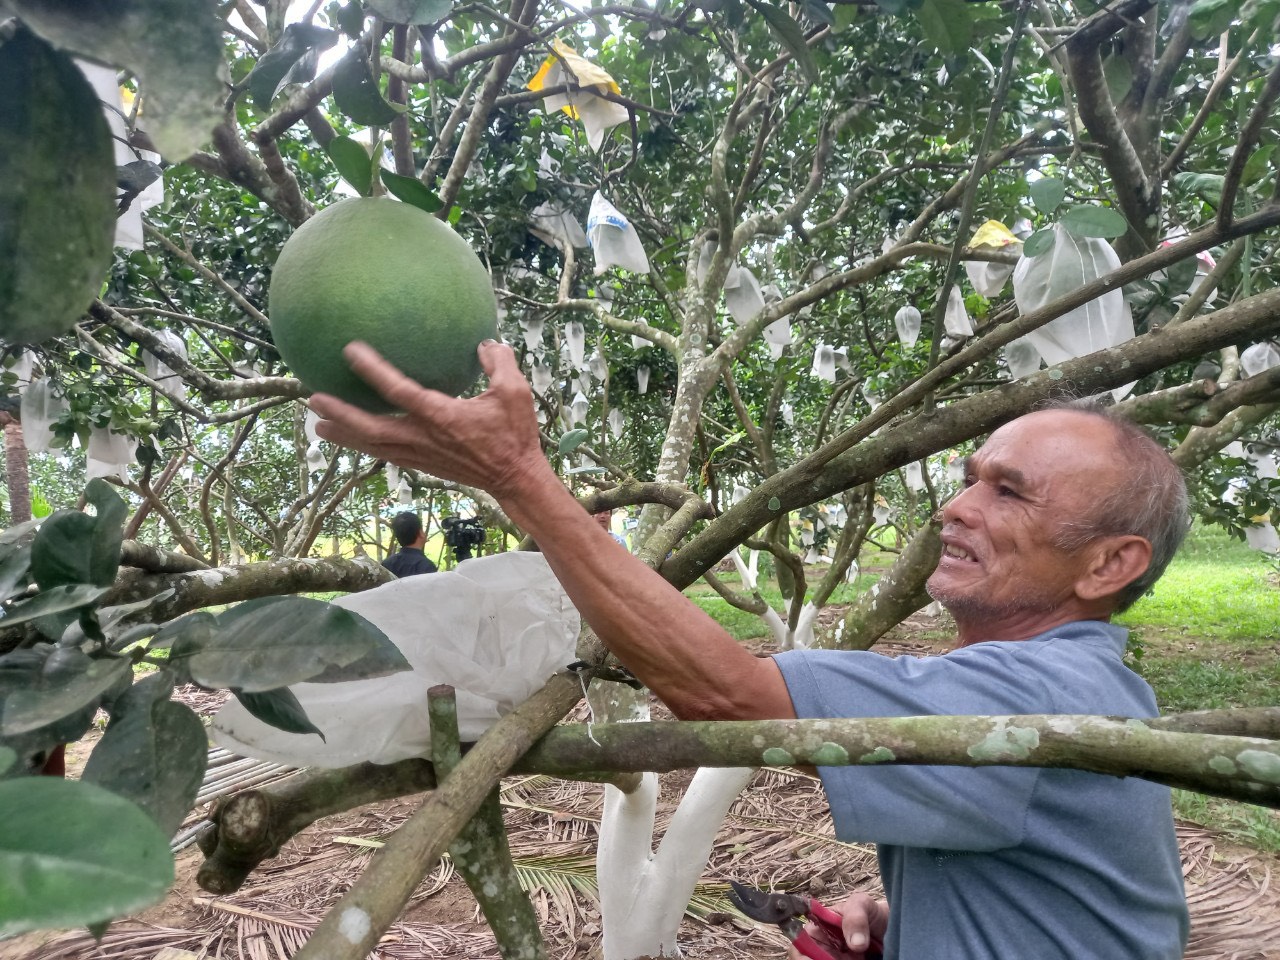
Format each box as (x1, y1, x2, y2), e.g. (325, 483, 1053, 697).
(599, 766, 757, 959)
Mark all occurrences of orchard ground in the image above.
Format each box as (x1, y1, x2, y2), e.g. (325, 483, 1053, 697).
(9, 524, 1280, 960)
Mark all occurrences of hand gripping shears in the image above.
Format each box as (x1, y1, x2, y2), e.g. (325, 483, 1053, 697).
(727, 880, 884, 960)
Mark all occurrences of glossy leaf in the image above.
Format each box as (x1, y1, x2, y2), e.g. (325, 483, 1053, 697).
(246, 23, 338, 112)
(332, 49, 408, 126)
(85, 479, 127, 587)
(1059, 204, 1128, 239)
(328, 135, 377, 197)
(6, 0, 223, 160)
(0, 656, 130, 737)
(368, 0, 453, 23)
(380, 170, 444, 212)
(1242, 144, 1276, 187)
(1173, 171, 1224, 207)
(0, 583, 111, 628)
(29, 510, 95, 589)
(173, 596, 407, 692)
(917, 0, 974, 58)
(82, 674, 207, 836)
(1022, 228, 1056, 258)
(745, 0, 818, 83)
(0, 544, 32, 602)
(0, 778, 173, 937)
(234, 687, 326, 739)
(558, 428, 590, 454)
(1029, 177, 1065, 214)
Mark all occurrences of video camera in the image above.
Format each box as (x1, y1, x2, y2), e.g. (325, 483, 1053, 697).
(442, 515, 486, 562)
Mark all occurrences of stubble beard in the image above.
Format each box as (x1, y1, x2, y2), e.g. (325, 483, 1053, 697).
(926, 572, 1064, 626)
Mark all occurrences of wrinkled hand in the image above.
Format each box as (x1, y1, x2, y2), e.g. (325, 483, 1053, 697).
(309, 340, 547, 501)
(785, 892, 888, 960)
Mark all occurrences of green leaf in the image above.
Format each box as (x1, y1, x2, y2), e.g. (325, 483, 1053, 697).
(82, 674, 207, 836)
(30, 510, 96, 589)
(917, 0, 974, 58)
(1242, 143, 1276, 187)
(1102, 54, 1133, 103)
(1059, 204, 1129, 239)
(6, 0, 224, 160)
(85, 479, 127, 587)
(871, 0, 921, 14)
(0, 544, 32, 602)
(0, 517, 44, 545)
(1029, 177, 1065, 214)
(1022, 228, 1056, 257)
(1173, 171, 1225, 208)
(1, 656, 130, 737)
(744, 0, 819, 83)
(0, 27, 116, 346)
(833, 4, 858, 29)
(1, 583, 111, 629)
(332, 48, 408, 126)
(245, 22, 338, 112)
(336, 0, 367, 36)
(368, 0, 453, 23)
(558, 428, 590, 454)
(328, 136, 377, 197)
(173, 596, 407, 692)
(234, 687, 326, 740)
(380, 170, 444, 212)
(0, 778, 173, 937)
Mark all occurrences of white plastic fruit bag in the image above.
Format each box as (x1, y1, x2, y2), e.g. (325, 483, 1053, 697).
(19, 379, 68, 453)
(212, 552, 582, 767)
(1004, 337, 1042, 379)
(588, 192, 650, 275)
(894, 305, 921, 346)
(85, 427, 136, 483)
(943, 287, 973, 337)
(724, 266, 765, 325)
(963, 220, 1021, 298)
(141, 329, 188, 401)
(1012, 224, 1134, 398)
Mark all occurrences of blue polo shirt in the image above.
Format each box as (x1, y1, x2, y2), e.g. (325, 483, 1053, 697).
(774, 621, 1188, 959)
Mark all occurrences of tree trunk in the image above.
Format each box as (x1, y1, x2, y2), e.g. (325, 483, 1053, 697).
(4, 419, 31, 525)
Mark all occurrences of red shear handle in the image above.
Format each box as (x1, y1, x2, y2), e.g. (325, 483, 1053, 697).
(791, 927, 839, 960)
(808, 898, 885, 959)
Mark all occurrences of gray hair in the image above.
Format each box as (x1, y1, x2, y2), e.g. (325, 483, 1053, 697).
(1042, 402, 1190, 612)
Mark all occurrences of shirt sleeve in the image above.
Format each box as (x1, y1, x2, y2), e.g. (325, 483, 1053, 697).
(774, 647, 1049, 850)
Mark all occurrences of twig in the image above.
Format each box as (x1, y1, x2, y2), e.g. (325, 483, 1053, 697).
(1216, 56, 1280, 231)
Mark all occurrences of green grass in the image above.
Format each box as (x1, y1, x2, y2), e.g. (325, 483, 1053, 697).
(1119, 524, 1280, 646)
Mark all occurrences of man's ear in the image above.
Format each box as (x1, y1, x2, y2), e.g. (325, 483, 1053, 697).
(1075, 535, 1153, 603)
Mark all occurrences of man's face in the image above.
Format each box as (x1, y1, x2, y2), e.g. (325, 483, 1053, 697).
(926, 410, 1126, 643)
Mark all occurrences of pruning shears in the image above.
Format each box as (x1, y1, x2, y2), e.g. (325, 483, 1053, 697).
(727, 880, 884, 960)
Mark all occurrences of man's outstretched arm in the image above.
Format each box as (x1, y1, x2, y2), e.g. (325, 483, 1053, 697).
(311, 340, 796, 722)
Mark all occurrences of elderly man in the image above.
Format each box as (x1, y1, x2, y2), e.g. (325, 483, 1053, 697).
(312, 341, 1190, 960)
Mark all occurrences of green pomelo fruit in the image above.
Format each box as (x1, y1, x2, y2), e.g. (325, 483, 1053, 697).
(268, 197, 498, 412)
(0, 29, 117, 346)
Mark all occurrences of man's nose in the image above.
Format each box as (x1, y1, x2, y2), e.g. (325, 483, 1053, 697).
(940, 483, 982, 526)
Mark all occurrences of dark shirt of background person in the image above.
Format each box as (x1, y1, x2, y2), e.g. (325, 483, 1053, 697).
(382, 511, 438, 578)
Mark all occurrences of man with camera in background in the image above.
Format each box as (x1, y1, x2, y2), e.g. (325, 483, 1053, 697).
(381, 511, 437, 578)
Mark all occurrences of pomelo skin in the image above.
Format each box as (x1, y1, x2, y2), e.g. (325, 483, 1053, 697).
(268, 197, 498, 412)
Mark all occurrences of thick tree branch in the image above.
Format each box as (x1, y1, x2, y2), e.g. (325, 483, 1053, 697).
(102, 554, 394, 623)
